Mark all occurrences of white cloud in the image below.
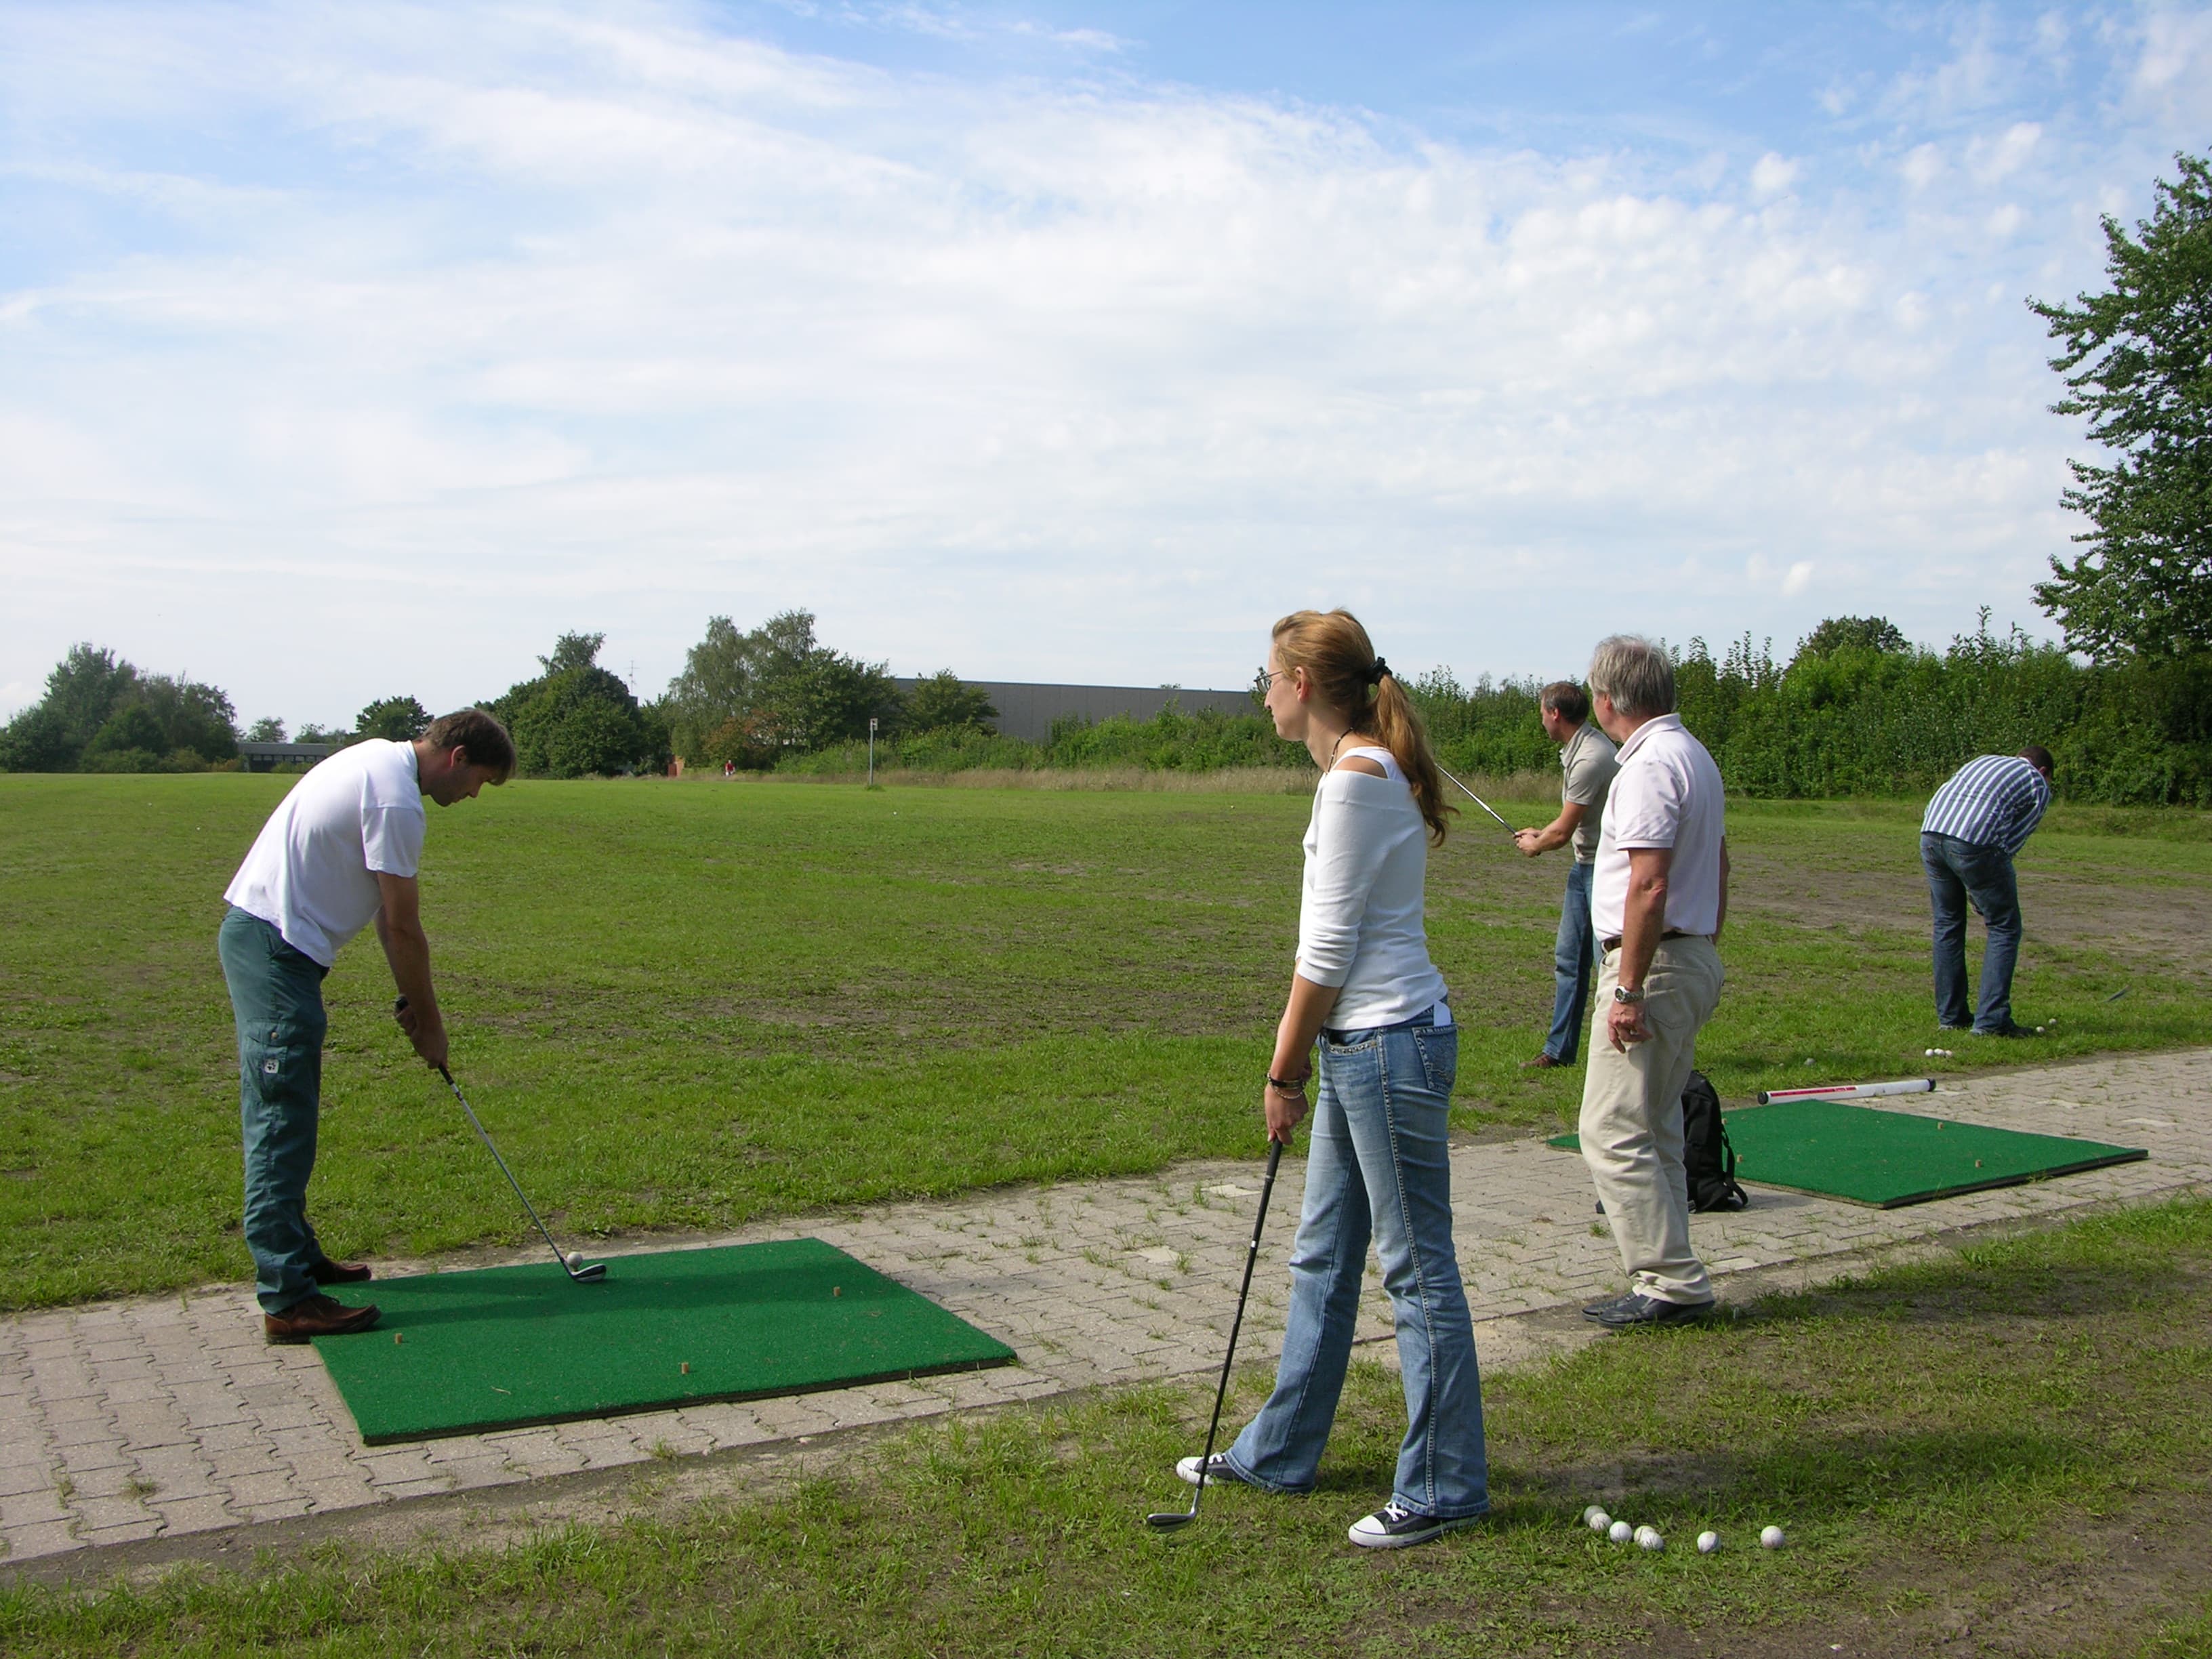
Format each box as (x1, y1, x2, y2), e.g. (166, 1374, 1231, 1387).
(1969, 120, 2042, 182)
(0, 1, 2191, 722)
(1750, 151, 1799, 196)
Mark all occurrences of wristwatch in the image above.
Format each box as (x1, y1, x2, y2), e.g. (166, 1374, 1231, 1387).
(1612, 985, 1645, 1005)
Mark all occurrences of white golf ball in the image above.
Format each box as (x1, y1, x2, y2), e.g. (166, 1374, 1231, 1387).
(1587, 1509, 1611, 1533)
(1760, 1525, 1786, 1550)
(1583, 1504, 1604, 1525)
(564, 1250, 583, 1270)
(1637, 1527, 1663, 1552)
(1697, 1531, 1719, 1554)
(1608, 1520, 1633, 1543)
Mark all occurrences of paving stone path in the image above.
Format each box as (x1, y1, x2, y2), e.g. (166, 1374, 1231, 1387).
(5, 1048, 2207, 1568)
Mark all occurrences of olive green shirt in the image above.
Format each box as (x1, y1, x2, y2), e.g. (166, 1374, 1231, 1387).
(1561, 722, 1619, 863)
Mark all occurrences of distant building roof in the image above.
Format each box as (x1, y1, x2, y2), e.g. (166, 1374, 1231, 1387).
(239, 741, 340, 772)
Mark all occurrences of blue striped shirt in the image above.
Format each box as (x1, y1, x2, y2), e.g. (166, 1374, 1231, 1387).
(1921, 755, 2051, 855)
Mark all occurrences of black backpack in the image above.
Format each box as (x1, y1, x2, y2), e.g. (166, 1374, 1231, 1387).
(1682, 1070, 1749, 1212)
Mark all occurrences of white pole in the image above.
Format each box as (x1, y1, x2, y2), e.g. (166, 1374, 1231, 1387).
(867, 716, 877, 787)
(1755, 1078, 1936, 1105)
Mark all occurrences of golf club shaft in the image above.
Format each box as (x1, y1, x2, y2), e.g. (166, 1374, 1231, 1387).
(1435, 763, 1516, 836)
(1187, 1136, 1283, 1517)
(436, 1064, 578, 1275)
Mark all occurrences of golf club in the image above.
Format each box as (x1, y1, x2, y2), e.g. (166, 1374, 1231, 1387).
(1145, 1135, 1283, 1532)
(1435, 762, 1517, 839)
(396, 998, 606, 1283)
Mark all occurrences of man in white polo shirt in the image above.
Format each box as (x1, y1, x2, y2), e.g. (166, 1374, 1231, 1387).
(218, 708, 515, 1344)
(1575, 636, 1729, 1330)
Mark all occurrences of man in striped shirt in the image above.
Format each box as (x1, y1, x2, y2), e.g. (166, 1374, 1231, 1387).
(1920, 747, 2055, 1038)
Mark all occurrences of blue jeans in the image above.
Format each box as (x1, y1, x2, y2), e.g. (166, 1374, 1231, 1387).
(218, 907, 335, 1314)
(1921, 833, 2022, 1033)
(1226, 1013, 1488, 1519)
(1544, 860, 1597, 1062)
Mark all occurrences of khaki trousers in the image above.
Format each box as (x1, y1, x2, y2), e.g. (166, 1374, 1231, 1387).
(1578, 935, 1724, 1306)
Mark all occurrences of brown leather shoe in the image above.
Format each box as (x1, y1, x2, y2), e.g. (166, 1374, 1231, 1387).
(264, 1295, 382, 1345)
(1519, 1053, 1566, 1070)
(310, 1257, 373, 1286)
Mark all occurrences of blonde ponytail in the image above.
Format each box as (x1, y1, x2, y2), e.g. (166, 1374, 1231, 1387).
(1271, 609, 1454, 842)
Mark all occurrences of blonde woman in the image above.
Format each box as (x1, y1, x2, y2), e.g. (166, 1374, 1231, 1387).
(1176, 609, 1488, 1548)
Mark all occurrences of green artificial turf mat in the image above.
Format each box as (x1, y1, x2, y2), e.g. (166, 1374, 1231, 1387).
(314, 1238, 1016, 1444)
(1546, 1099, 2147, 1208)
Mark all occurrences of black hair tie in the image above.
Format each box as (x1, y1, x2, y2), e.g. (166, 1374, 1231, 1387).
(1366, 657, 1390, 686)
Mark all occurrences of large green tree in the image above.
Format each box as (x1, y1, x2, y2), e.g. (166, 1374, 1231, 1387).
(663, 611, 900, 764)
(1795, 616, 1907, 660)
(493, 633, 668, 778)
(2030, 152, 2212, 659)
(901, 670, 998, 733)
(0, 645, 235, 771)
(354, 696, 430, 742)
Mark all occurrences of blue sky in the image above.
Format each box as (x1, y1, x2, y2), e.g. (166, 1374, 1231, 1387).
(3, 1, 2209, 727)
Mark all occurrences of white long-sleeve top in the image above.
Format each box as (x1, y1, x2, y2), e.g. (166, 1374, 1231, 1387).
(1296, 747, 1450, 1029)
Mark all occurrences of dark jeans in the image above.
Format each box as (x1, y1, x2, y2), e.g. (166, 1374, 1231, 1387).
(1921, 833, 2022, 1033)
(218, 907, 333, 1313)
(1544, 859, 1597, 1062)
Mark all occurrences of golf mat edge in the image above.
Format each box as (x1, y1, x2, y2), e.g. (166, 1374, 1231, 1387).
(345, 1352, 1015, 1446)
(314, 1237, 1017, 1446)
(1544, 1099, 2148, 1209)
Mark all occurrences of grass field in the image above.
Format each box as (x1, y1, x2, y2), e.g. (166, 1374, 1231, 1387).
(7, 1196, 2210, 1656)
(3, 774, 2208, 1310)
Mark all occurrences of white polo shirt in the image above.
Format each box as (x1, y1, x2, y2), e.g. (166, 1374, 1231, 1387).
(1589, 714, 1725, 941)
(224, 740, 428, 968)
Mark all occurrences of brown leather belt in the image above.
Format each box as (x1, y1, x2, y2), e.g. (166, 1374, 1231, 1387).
(1599, 928, 1704, 954)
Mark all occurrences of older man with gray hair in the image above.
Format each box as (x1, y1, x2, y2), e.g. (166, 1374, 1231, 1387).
(1576, 636, 1729, 1330)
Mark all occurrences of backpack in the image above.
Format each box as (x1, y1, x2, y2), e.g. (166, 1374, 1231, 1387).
(1681, 1070, 1749, 1212)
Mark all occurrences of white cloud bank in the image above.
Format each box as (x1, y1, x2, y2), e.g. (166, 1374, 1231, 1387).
(1, 1, 2208, 723)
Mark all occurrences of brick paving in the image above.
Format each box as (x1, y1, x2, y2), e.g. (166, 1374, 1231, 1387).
(4, 1047, 2207, 1567)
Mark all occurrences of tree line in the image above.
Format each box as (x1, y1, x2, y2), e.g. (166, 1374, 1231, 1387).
(0, 613, 998, 780)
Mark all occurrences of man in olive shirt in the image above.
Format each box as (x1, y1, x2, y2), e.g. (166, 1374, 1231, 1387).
(1515, 682, 1619, 1069)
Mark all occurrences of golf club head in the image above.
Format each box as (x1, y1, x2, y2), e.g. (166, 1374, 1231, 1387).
(571, 1262, 607, 1282)
(1144, 1511, 1195, 1532)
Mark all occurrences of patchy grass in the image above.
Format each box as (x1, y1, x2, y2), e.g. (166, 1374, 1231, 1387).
(7, 1197, 2211, 1656)
(2, 775, 2206, 1308)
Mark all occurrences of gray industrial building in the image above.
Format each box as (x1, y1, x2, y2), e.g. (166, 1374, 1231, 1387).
(889, 679, 1255, 744)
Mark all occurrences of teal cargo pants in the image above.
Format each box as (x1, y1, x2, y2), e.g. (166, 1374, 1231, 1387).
(217, 906, 335, 1314)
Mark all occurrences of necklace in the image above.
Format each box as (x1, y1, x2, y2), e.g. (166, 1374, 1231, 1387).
(1326, 729, 1351, 771)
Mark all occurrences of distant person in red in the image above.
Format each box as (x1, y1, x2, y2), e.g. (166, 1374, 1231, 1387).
(217, 710, 515, 1345)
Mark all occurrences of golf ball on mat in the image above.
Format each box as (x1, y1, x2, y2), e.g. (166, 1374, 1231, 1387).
(1761, 1525, 1786, 1550)
(1637, 1527, 1663, 1551)
(1697, 1531, 1719, 1554)
(1608, 1521, 1633, 1543)
(1586, 1509, 1612, 1533)
(564, 1251, 583, 1269)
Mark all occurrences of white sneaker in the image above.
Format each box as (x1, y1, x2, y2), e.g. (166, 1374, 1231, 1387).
(1175, 1453, 1244, 1488)
(1347, 1499, 1480, 1549)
